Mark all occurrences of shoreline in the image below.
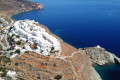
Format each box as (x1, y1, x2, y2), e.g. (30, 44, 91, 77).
(0, 0, 120, 80)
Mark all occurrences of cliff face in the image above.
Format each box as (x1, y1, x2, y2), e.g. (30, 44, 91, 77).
(0, 0, 43, 17)
(84, 47, 120, 66)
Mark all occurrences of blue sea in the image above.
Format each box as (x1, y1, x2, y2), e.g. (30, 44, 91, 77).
(12, 0, 120, 80)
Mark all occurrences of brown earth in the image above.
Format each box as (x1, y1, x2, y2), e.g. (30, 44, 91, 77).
(0, 0, 43, 17)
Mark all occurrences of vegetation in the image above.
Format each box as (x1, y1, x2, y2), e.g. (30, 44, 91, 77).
(25, 51, 29, 54)
(17, 77, 25, 80)
(51, 47, 54, 51)
(15, 63, 18, 66)
(0, 56, 11, 63)
(50, 47, 54, 53)
(0, 30, 5, 34)
(34, 46, 38, 49)
(9, 26, 13, 31)
(8, 36, 14, 42)
(10, 46, 14, 50)
(10, 52, 13, 55)
(15, 49, 20, 53)
(12, 34, 15, 37)
(16, 35, 20, 38)
(16, 40, 22, 45)
(0, 67, 8, 77)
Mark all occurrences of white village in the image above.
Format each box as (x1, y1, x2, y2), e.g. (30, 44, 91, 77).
(0, 18, 61, 58)
(0, 18, 62, 79)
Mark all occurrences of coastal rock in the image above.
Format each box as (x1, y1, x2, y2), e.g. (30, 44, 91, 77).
(84, 46, 120, 65)
(36, 3, 44, 10)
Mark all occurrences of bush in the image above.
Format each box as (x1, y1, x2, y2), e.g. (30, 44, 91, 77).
(51, 47, 54, 51)
(25, 51, 29, 54)
(0, 56, 11, 63)
(34, 46, 37, 49)
(10, 52, 13, 55)
(0, 67, 8, 77)
(16, 40, 22, 45)
(15, 49, 20, 53)
(0, 67, 6, 72)
(17, 77, 25, 80)
(15, 63, 18, 66)
(8, 36, 14, 42)
(1, 70, 8, 77)
(50, 47, 54, 53)
(16, 35, 20, 38)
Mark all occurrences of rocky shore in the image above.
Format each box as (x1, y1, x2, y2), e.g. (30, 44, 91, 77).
(84, 46, 120, 66)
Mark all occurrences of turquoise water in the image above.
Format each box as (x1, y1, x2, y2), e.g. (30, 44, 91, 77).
(12, 0, 120, 80)
(95, 64, 120, 80)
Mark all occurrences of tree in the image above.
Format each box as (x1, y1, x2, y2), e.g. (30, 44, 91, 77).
(15, 49, 20, 53)
(50, 47, 54, 53)
(16, 40, 22, 45)
(16, 35, 20, 38)
(34, 46, 37, 49)
(10, 52, 13, 55)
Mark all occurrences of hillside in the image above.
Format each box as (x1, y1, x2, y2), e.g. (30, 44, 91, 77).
(0, 0, 120, 80)
(0, 0, 43, 17)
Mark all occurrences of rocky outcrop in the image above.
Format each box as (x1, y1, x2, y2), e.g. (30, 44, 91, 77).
(84, 46, 120, 65)
(35, 3, 44, 10)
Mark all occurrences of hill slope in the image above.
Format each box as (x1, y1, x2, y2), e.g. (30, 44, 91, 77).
(0, 0, 43, 17)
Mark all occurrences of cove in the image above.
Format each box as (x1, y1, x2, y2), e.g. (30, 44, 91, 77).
(12, 0, 120, 80)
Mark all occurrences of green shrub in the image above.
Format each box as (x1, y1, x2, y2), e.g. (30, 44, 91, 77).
(17, 77, 25, 80)
(8, 36, 14, 42)
(51, 47, 54, 51)
(10, 52, 13, 55)
(15, 49, 20, 53)
(0, 67, 8, 77)
(50, 47, 54, 53)
(1, 70, 8, 77)
(16, 35, 20, 38)
(15, 63, 18, 66)
(0, 56, 11, 63)
(16, 40, 22, 45)
(25, 51, 29, 53)
(34, 46, 37, 49)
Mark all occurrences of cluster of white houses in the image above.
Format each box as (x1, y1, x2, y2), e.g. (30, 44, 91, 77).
(8, 20, 61, 57)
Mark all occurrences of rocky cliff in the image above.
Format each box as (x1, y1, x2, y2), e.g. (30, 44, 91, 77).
(84, 46, 120, 66)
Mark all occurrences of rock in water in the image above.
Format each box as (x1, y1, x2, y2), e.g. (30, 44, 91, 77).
(84, 47, 120, 65)
(36, 3, 44, 10)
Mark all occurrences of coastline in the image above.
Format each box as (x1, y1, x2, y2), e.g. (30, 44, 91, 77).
(0, 0, 120, 80)
(0, 0, 43, 18)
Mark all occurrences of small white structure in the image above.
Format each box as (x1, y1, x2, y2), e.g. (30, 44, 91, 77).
(96, 45, 101, 48)
(6, 70, 16, 78)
